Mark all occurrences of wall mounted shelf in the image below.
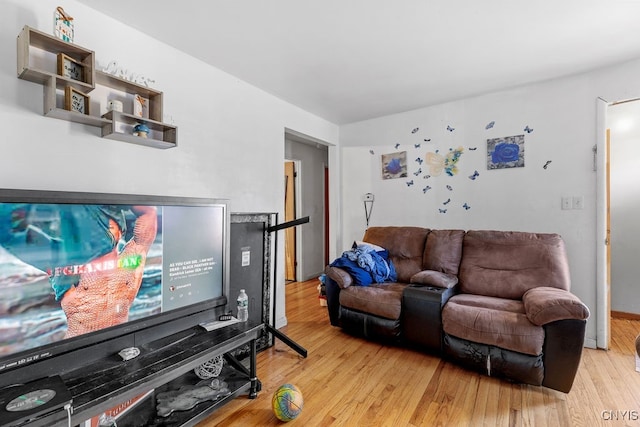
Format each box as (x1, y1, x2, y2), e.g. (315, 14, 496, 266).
(102, 111, 177, 149)
(17, 25, 95, 88)
(17, 25, 177, 149)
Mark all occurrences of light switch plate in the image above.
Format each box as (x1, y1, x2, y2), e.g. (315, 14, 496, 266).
(573, 196, 584, 210)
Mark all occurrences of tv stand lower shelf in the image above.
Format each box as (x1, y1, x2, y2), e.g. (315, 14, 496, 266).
(29, 322, 263, 427)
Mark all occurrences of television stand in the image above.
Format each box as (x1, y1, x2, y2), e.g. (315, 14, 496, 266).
(16, 321, 263, 427)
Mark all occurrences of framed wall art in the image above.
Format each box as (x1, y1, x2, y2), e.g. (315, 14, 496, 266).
(64, 86, 90, 115)
(381, 151, 407, 179)
(57, 53, 84, 82)
(487, 134, 525, 170)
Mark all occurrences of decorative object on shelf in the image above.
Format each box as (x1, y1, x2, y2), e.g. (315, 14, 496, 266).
(102, 60, 156, 87)
(133, 122, 150, 138)
(57, 53, 84, 82)
(117, 346, 140, 361)
(156, 378, 231, 417)
(53, 6, 74, 42)
(193, 355, 224, 379)
(272, 383, 304, 422)
(107, 100, 123, 113)
(133, 94, 149, 118)
(64, 86, 89, 115)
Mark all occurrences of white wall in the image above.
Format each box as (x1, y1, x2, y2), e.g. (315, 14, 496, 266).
(608, 100, 640, 315)
(339, 59, 640, 346)
(1, 0, 339, 328)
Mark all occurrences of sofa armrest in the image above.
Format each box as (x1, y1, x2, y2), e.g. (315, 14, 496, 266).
(410, 270, 458, 289)
(523, 287, 590, 326)
(325, 266, 353, 289)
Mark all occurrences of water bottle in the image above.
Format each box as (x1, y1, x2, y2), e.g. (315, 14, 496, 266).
(237, 289, 249, 322)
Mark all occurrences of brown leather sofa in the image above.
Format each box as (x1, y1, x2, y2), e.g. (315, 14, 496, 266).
(324, 226, 590, 393)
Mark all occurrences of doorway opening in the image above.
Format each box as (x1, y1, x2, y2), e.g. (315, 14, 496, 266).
(284, 132, 330, 288)
(596, 97, 640, 349)
(607, 99, 640, 321)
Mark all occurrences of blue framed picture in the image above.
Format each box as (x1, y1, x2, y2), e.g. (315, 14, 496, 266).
(487, 134, 525, 169)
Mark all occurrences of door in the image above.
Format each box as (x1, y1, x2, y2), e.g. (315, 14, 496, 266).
(284, 161, 296, 282)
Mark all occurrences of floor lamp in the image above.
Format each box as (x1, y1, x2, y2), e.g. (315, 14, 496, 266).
(266, 215, 309, 358)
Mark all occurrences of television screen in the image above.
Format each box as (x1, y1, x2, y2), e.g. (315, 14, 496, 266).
(0, 189, 228, 375)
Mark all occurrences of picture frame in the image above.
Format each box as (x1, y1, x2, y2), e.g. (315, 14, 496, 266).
(57, 53, 84, 82)
(64, 86, 90, 115)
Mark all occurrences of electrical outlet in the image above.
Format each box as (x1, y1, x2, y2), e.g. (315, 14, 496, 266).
(364, 193, 375, 202)
(561, 196, 572, 210)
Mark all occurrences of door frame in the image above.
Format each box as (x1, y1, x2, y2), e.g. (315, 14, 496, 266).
(595, 97, 609, 349)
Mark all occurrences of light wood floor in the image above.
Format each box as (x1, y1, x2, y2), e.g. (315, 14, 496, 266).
(199, 280, 640, 426)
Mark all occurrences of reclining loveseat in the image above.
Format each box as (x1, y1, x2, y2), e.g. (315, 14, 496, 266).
(324, 226, 590, 393)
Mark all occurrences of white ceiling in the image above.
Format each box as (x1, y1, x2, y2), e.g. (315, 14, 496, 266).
(76, 0, 640, 125)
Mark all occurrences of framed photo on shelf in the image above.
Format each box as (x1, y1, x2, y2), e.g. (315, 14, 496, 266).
(57, 53, 84, 82)
(64, 86, 90, 115)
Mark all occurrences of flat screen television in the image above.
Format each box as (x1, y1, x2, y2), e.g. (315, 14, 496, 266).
(0, 188, 229, 385)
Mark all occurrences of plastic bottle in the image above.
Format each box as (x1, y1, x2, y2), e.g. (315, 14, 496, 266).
(237, 289, 249, 322)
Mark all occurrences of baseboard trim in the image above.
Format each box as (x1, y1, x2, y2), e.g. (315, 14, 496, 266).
(275, 315, 288, 329)
(584, 337, 597, 349)
(611, 310, 640, 320)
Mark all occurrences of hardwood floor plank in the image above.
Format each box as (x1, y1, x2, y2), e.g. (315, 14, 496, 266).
(198, 279, 640, 426)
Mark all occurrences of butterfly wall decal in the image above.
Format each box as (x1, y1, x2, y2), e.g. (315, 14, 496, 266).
(447, 125, 455, 132)
(422, 186, 432, 193)
(406, 180, 414, 187)
(463, 203, 471, 210)
(411, 127, 419, 134)
(415, 157, 423, 165)
(486, 121, 495, 130)
(469, 170, 479, 180)
(524, 126, 533, 133)
(425, 151, 445, 176)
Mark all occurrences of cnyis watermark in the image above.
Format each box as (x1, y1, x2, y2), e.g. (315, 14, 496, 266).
(601, 410, 639, 421)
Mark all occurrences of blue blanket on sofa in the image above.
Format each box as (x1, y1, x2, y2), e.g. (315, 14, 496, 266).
(330, 245, 397, 286)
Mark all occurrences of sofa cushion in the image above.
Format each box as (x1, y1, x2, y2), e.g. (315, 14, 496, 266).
(410, 270, 458, 289)
(422, 229, 465, 275)
(523, 287, 590, 325)
(458, 230, 571, 299)
(363, 226, 430, 283)
(339, 282, 407, 320)
(442, 294, 545, 356)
